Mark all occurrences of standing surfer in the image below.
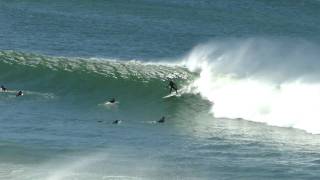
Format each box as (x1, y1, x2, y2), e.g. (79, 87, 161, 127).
(168, 80, 178, 94)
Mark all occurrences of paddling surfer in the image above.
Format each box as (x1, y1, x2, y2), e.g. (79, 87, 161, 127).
(16, 90, 23, 97)
(1, 85, 7, 92)
(109, 98, 116, 103)
(157, 116, 165, 123)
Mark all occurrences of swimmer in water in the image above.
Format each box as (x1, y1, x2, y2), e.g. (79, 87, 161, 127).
(109, 98, 116, 103)
(1, 85, 7, 92)
(157, 116, 165, 123)
(16, 90, 23, 97)
(112, 120, 121, 124)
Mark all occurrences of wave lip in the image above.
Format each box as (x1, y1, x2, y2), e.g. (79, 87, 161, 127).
(0, 50, 192, 81)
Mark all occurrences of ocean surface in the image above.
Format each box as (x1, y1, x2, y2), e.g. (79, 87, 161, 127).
(1, 0, 320, 179)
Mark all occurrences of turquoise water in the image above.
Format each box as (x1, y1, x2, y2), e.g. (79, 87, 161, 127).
(1, 0, 320, 179)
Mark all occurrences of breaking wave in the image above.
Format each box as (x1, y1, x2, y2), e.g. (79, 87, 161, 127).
(2, 39, 320, 135)
(182, 38, 320, 134)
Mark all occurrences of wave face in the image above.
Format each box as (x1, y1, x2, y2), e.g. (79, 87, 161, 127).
(0, 50, 207, 121)
(182, 39, 320, 134)
(0, 50, 193, 97)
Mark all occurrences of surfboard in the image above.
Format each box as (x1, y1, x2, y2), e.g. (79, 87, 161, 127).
(0, 90, 16, 93)
(1, 90, 23, 96)
(104, 101, 119, 105)
(101, 101, 119, 109)
(162, 92, 181, 98)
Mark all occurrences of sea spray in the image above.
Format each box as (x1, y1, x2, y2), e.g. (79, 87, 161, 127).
(182, 39, 320, 134)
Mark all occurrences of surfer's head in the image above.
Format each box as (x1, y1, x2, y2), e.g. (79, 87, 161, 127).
(109, 98, 116, 103)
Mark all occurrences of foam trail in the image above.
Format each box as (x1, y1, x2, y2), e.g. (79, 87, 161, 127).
(182, 39, 320, 134)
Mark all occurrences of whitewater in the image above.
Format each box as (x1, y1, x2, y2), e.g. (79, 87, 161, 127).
(182, 39, 320, 134)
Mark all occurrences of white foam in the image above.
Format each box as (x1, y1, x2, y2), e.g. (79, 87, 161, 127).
(182, 39, 320, 134)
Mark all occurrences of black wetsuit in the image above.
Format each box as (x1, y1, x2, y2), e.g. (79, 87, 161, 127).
(1, 85, 7, 91)
(169, 81, 178, 94)
(112, 120, 121, 124)
(109, 98, 116, 103)
(16, 91, 23, 97)
(157, 116, 165, 123)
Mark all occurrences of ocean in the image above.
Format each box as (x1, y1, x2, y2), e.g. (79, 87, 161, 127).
(1, 0, 320, 179)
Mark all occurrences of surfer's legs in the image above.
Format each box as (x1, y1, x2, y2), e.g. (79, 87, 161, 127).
(169, 87, 178, 94)
(171, 87, 177, 94)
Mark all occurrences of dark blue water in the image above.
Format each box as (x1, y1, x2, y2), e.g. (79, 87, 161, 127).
(1, 0, 320, 179)
(1, 0, 319, 59)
